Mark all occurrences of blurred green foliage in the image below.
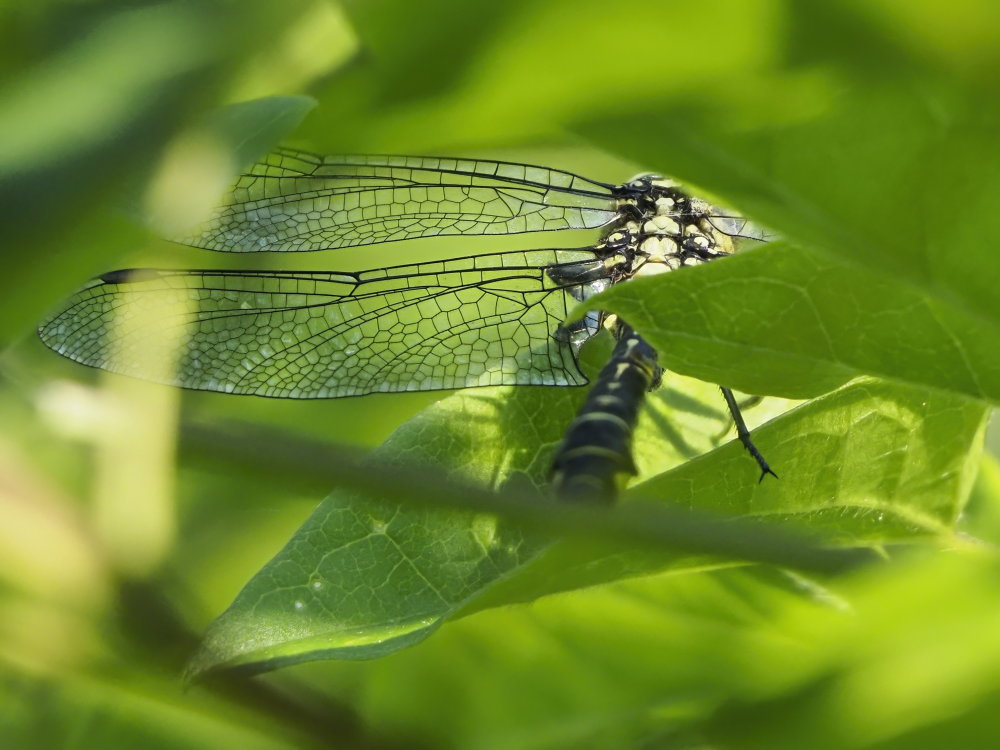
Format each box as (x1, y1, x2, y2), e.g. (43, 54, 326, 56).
(2, 1, 1000, 748)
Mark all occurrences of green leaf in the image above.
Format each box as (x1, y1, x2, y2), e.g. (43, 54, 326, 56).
(189, 377, 986, 676)
(698, 555, 1000, 750)
(578, 242, 1000, 403)
(187, 385, 585, 676)
(303, 0, 789, 149)
(960, 454, 1000, 546)
(315, 568, 816, 750)
(465, 378, 987, 613)
(0, 667, 305, 750)
(638, 379, 986, 539)
(576, 69, 1000, 335)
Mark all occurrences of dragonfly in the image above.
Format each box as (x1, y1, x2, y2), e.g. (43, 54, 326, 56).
(38, 149, 774, 503)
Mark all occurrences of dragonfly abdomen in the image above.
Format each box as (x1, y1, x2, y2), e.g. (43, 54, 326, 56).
(550, 326, 661, 504)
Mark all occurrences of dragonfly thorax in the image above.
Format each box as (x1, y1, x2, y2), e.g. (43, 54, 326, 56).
(632, 216, 734, 276)
(609, 177, 735, 278)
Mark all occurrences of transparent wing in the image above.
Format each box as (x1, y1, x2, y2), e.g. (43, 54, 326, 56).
(707, 214, 777, 244)
(39, 250, 605, 398)
(179, 149, 620, 252)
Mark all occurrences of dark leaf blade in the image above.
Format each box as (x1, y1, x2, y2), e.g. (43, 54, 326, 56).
(178, 149, 619, 252)
(38, 250, 598, 398)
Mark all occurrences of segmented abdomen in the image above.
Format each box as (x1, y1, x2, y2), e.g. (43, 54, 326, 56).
(550, 326, 661, 504)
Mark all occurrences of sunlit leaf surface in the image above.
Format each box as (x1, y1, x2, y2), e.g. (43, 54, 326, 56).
(190, 378, 987, 675)
(580, 242, 1000, 403)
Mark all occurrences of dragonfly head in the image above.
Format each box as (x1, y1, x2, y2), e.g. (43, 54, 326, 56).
(619, 174, 704, 221)
(625, 174, 772, 248)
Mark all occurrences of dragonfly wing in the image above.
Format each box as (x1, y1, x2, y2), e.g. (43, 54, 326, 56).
(38, 250, 603, 398)
(178, 149, 619, 252)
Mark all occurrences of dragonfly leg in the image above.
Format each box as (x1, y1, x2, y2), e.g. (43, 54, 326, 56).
(713, 394, 762, 442)
(719, 387, 777, 482)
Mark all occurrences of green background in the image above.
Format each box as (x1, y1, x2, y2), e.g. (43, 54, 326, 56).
(2, 1, 1000, 748)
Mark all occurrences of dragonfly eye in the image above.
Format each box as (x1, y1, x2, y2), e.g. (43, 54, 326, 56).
(625, 173, 662, 189)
